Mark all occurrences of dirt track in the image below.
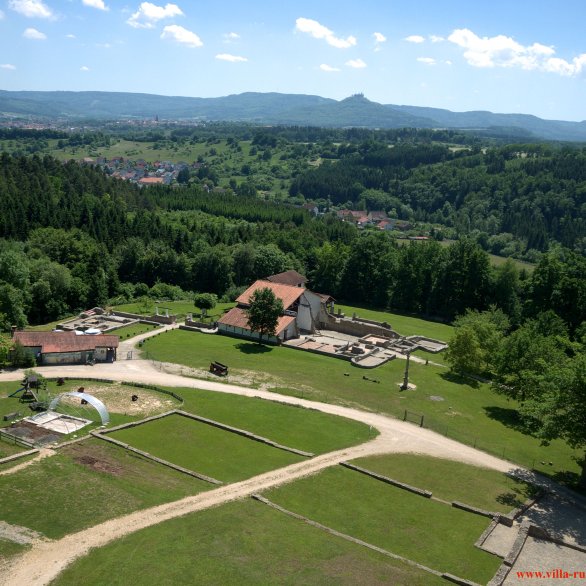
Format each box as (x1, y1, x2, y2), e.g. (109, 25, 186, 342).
(0, 357, 578, 586)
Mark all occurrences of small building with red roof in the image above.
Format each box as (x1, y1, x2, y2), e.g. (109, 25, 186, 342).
(12, 331, 119, 365)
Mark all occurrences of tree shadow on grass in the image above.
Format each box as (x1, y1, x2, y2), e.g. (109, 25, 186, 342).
(484, 406, 536, 434)
(235, 342, 273, 355)
(439, 371, 479, 389)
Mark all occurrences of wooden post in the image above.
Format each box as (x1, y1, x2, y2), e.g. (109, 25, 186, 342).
(401, 352, 411, 391)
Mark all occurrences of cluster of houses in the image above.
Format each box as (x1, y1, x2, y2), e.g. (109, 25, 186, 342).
(336, 210, 412, 231)
(82, 157, 199, 186)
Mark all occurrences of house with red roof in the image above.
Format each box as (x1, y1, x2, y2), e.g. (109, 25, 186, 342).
(218, 278, 323, 343)
(12, 331, 119, 365)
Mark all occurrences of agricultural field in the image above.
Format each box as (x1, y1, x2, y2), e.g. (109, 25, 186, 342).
(142, 329, 581, 479)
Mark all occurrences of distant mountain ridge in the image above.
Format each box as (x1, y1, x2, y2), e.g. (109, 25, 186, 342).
(1, 89, 585, 141)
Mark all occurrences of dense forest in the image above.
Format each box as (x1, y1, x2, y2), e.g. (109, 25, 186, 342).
(0, 150, 584, 339)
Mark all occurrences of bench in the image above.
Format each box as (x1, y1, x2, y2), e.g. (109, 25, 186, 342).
(209, 361, 228, 376)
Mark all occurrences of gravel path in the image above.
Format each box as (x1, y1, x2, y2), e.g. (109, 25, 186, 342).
(0, 358, 581, 585)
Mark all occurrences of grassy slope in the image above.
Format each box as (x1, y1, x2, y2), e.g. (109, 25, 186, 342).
(52, 499, 444, 586)
(353, 454, 536, 513)
(265, 466, 501, 584)
(335, 304, 453, 340)
(0, 439, 208, 539)
(110, 414, 303, 483)
(143, 329, 580, 477)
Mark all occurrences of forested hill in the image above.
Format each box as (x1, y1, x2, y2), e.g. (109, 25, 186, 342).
(291, 143, 586, 252)
(2, 90, 586, 141)
(0, 152, 585, 338)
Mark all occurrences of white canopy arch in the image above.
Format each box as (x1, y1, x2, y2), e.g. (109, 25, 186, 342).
(49, 392, 110, 425)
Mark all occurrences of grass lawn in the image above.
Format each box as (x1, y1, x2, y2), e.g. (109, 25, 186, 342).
(0, 439, 209, 539)
(265, 466, 501, 584)
(352, 454, 537, 513)
(177, 389, 375, 455)
(111, 322, 160, 339)
(142, 330, 581, 480)
(0, 439, 28, 460)
(335, 303, 453, 341)
(24, 316, 76, 332)
(0, 541, 29, 565)
(113, 300, 234, 321)
(52, 498, 444, 586)
(109, 414, 304, 483)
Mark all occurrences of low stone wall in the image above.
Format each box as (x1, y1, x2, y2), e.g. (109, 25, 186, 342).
(93, 431, 222, 485)
(452, 501, 497, 519)
(442, 573, 481, 586)
(112, 310, 176, 325)
(319, 312, 398, 340)
(251, 494, 446, 579)
(176, 410, 314, 457)
(474, 517, 501, 549)
(340, 462, 432, 498)
(504, 521, 530, 567)
(0, 448, 39, 466)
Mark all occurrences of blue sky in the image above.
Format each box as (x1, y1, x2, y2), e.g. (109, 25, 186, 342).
(1, 0, 585, 120)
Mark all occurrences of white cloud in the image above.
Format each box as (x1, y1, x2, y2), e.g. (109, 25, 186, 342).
(1, 64, 16, 70)
(80, 65, 90, 71)
(216, 53, 247, 62)
(9, 0, 53, 19)
(127, 2, 183, 29)
(320, 63, 340, 72)
(430, 35, 444, 43)
(417, 57, 436, 65)
(66, 33, 76, 39)
(373, 32, 386, 43)
(160, 24, 202, 47)
(295, 17, 356, 49)
(82, 0, 108, 11)
(405, 35, 425, 43)
(23, 27, 46, 39)
(223, 32, 240, 40)
(346, 58, 367, 69)
(448, 28, 586, 76)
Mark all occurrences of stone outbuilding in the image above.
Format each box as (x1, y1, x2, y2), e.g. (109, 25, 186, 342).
(12, 331, 119, 365)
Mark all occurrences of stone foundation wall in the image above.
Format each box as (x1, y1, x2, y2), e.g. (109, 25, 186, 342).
(112, 310, 176, 325)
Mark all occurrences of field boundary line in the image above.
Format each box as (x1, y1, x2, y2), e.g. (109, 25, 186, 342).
(92, 430, 223, 485)
(251, 493, 482, 585)
(176, 410, 315, 457)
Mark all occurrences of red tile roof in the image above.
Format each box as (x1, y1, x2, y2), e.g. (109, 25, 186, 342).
(266, 270, 307, 287)
(13, 331, 119, 353)
(138, 177, 164, 184)
(218, 307, 296, 335)
(236, 280, 305, 310)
